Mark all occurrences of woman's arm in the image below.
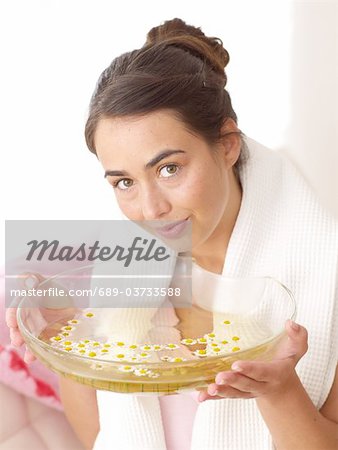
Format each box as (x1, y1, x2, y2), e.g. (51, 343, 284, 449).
(198, 321, 338, 450)
(256, 364, 338, 450)
(59, 376, 99, 450)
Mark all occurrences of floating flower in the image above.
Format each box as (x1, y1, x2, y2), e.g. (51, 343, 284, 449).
(152, 344, 164, 351)
(210, 347, 222, 353)
(205, 333, 216, 339)
(61, 326, 73, 331)
(90, 363, 103, 370)
(128, 344, 138, 350)
(118, 365, 134, 373)
(68, 319, 79, 325)
(61, 332, 70, 337)
(134, 368, 151, 377)
(197, 337, 207, 344)
(165, 343, 180, 350)
(85, 312, 94, 318)
(223, 320, 231, 325)
(232, 347, 240, 352)
(148, 372, 160, 378)
(141, 344, 152, 351)
(169, 357, 187, 363)
(138, 352, 151, 359)
(193, 349, 207, 357)
(232, 336, 240, 342)
(181, 338, 197, 345)
(50, 336, 62, 342)
(88, 351, 97, 357)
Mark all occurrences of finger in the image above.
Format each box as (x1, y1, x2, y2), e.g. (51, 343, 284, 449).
(214, 371, 265, 393)
(9, 327, 25, 346)
(226, 358, 294, 383)
(284, 320, 308, 362)
(5, 307, 18, 328)
(23, 347, 36, 364)
(19, 272, 44, 290)
(199, 385, 254, 402)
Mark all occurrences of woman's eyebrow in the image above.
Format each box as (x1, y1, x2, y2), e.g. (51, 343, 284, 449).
(104, 149, 185, 178)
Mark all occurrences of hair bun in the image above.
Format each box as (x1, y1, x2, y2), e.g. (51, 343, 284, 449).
(145, 18, 229, 76)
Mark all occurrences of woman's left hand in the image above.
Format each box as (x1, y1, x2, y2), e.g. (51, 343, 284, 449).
(198, 319, 308, 402)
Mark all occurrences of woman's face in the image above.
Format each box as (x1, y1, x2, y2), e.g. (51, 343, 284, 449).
(94, 109, 241, 253)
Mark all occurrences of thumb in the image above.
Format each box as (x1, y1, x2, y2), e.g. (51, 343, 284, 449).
(285, 319, 308, 362)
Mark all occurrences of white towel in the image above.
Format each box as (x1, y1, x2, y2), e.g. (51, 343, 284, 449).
(93, 136, 338, 450)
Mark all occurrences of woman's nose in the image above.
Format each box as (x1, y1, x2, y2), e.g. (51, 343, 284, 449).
(140, 186, 171, 220)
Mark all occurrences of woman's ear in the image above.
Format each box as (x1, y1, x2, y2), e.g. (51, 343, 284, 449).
(219, 118, 241, 169)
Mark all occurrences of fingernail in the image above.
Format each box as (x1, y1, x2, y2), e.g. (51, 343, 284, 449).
(209, 388, 218, 396)
(216, 377, 226, 385)
(290, 320, 300, 331)
(198, 392, 206, 402)
(231, 363, 243, 372)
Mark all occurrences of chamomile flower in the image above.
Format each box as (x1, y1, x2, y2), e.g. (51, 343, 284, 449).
(50, 335, 63, 342)
(181, 338, 197, 345)
(192, 349, 207, 357)
(148, 372, 160, 378)
(118, 365, 134, 373)
(165, 343, 180, 350)
(152, 344, 164, 351)
(140, 344, 153, 351)
(134, 368, 151, 377)
(169, 357, 187, 363)
(128, 344, 138, 350)
(138, 352, 151, 359)
(204, 333, 216, 340)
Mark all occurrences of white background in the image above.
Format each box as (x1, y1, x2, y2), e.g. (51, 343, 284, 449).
(1, 1, 337, 263)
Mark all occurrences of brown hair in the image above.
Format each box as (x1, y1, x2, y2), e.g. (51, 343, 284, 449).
(85, 18, 247, 168)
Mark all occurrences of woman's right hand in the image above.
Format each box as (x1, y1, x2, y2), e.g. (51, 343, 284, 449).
(5, 272, 45, 363)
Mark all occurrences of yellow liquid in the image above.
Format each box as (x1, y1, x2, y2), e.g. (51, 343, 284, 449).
(30, 309, 283, 395)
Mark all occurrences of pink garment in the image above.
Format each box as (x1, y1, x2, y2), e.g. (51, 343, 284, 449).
(0, 275, 62, 410)
(159, 391, 200, 450)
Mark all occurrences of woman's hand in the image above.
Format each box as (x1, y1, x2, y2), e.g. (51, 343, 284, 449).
(5, 273, 46, 363)
(198, 320, 308, 402)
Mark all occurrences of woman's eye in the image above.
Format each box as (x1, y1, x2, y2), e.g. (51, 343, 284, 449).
(114, 179, 133, 190)
(159, 164, 179, 178)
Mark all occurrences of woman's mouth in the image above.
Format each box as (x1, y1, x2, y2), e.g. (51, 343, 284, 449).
(154, 218, 190, 239)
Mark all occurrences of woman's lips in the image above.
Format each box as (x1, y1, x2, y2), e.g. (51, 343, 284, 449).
(155, 218, 190, 239)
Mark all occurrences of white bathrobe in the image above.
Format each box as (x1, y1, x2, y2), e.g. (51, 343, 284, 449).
(93, 137, 338, 450)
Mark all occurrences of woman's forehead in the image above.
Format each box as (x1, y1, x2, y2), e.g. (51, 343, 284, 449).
(94, 111, 208, 163)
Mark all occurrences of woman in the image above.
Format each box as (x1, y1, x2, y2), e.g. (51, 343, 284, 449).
(7, 18, 338, 450)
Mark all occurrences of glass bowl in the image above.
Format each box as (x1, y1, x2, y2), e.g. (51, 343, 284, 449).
(17, 260, 296, 395)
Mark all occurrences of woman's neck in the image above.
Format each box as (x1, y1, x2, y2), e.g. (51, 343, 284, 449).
(192, 169, 242, 274)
